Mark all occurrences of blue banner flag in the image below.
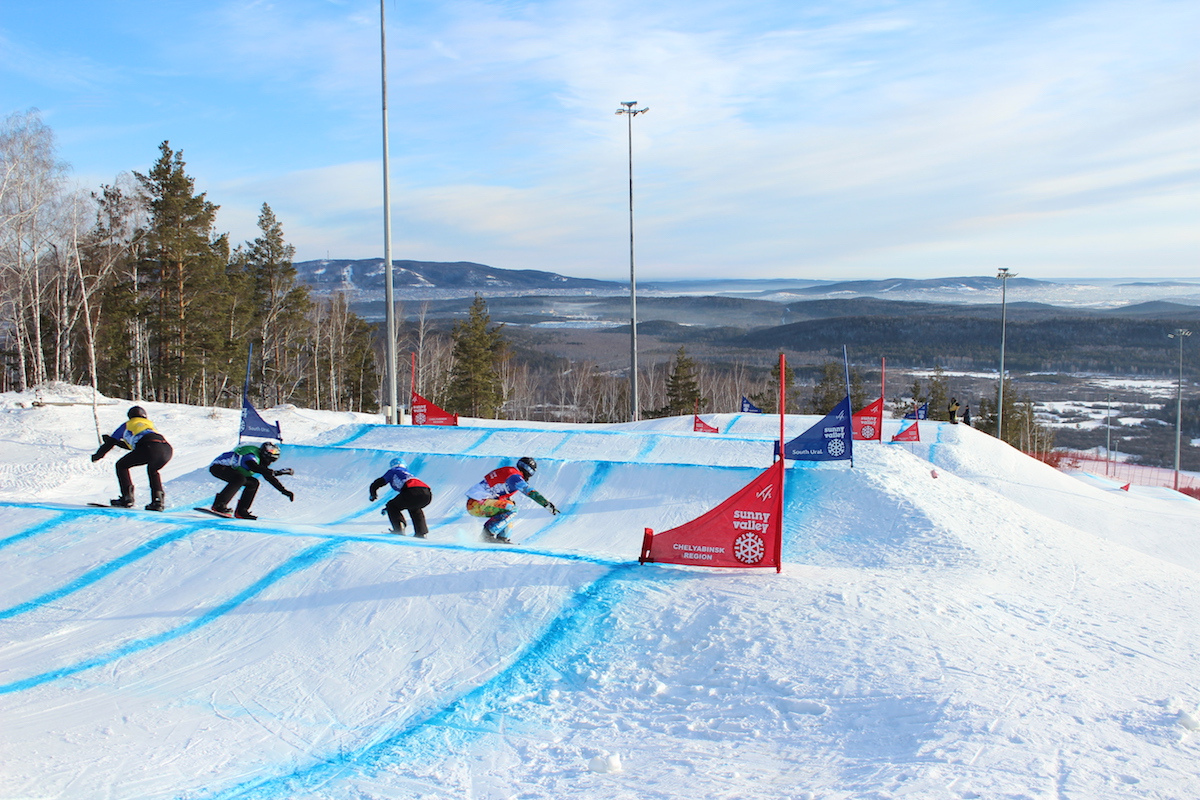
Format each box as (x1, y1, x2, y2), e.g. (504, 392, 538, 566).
(740, 396, 763, 414)
(903, 402, 928, 420)
(778, 396, 854, 462)
(240, 396, 282, 441)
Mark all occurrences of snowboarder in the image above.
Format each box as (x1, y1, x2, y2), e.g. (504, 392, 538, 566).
(948, 397, 960, 424)
(206, 441, 294, 519)
(90, 405, 174, 511)
(369, 456, 432, 537)
(465, 457, 559, 542)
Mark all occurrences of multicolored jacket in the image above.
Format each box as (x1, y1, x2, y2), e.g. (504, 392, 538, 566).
(466, 466, 551, 509)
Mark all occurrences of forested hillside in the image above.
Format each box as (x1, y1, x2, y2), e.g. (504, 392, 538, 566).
(1, 113, 376, 411)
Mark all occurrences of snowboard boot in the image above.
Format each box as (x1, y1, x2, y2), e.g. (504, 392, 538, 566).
(234, 509, 258, 520)
(210, 504, 233, 516)
(110, 494, 134, 508)
(145, 492, 165, 512)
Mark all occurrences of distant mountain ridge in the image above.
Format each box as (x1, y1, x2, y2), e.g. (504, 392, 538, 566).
(293, 258, 1200, 310)
(293, 258, 620, 294)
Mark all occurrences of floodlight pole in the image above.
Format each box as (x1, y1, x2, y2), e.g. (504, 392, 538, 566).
(1104, 393, 1113, 477)
(616, 101, 648, 422)
(996, 268, 1016, 442)
(380, 0, 398, 424)
(1169, 329, 1191, 491)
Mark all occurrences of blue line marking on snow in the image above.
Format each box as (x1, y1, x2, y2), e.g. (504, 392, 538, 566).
(634, 436, 658, 460)
(0, 524, 203, 620)
(0, 511, 73, 551)
(0, 539, 340, 696)
(461, 429, 498, 453)
(323, 426, 372, 447)
(520, 460, 609, 546)
(199, 562, 641, 800)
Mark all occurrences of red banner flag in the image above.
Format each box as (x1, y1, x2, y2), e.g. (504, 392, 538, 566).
(411, 391, 458, 426)
(693, 415, 719, 433)
(891, 419, 920, 442)
(639, 460, 784, 572)
(852, 397, 883, 441)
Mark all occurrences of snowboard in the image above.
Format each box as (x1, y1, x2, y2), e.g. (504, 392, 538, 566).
(193, 507, 234, 519)
(481, 533, 515, 545)
(86, 501, 159, 511)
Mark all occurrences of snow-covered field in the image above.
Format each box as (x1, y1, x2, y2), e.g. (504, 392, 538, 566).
(2, 386, 1198, 799)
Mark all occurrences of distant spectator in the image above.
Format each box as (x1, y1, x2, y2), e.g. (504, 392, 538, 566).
(962, 404, 972, 427)
(948, 397, 960, 424)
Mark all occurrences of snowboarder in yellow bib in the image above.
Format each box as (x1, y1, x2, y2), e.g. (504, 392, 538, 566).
(91, 406, 174, 511)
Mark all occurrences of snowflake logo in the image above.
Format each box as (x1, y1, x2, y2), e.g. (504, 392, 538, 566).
(734, 532, 766, 564)
(827, 438, 846, 457)
(415, 412, 427, 424)
(861, 424, 875, 439)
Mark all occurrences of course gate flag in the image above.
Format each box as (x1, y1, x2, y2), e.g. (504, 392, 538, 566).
(852, 397, 883, 441)
(891, 419, 920, 442)
(640, 459, 784, 572)
(779, 396, 854, 463)
(740, 396, 763, 413)
(693, 415, 719, 433)
(411, 391, 458, 426)
(904, 402, 928, 420)
(240, 397, 282, 441)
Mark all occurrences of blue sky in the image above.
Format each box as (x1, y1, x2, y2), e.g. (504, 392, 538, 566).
(3, 0, 1197, 281)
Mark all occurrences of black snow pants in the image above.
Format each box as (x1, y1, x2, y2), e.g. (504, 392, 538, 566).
(116, 437, 173, 501)
(386, 485, 432, 535)
(210, 464, 261, 513)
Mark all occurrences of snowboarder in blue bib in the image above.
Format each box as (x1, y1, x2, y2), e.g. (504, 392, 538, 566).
(369, 456, 432, 537)
(206, 441, 294, 519)
(465, 457, 558, 542)
(91, 405, 174, 511)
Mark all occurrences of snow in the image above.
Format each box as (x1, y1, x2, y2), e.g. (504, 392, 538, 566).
(1, 387, 1198, 799)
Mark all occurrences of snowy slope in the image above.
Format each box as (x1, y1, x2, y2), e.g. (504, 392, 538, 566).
(1, 387, 1198, 799)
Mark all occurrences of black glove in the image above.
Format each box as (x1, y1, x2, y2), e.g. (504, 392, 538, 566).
(273, 467, 294, 477)
(282, 490, 295, 502)
(91, 452, 103, 462)
(546, 501, 560, 516)
(369, 491, 378, 502)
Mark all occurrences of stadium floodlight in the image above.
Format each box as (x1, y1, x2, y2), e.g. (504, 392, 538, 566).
(996, 268, 1017, 442)
(1168, 329, 1191, 491)
(616, 101, 648, 422)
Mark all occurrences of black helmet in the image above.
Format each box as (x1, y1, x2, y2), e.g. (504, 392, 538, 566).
(260, 442, 281, 462)
(128, 405, 148, 419)
(516, 456, 537, 480)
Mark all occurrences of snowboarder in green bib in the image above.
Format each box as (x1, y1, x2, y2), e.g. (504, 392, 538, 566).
(206, 442, 294, 519)
(465, 457, 558, 542)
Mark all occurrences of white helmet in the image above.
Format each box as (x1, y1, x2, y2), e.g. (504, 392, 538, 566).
(389, 456, 407, 470)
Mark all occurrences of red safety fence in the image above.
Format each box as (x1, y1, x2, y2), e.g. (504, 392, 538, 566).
(1029, 450, 1200, 498)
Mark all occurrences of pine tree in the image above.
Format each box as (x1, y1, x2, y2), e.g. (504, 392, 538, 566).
(749, 354, 801, 414)
(134, 142, 230, 402)
(809, 361, 844, 414)
(243, 203, 310, 404)
(445, 294, 508, 418)
(653, 346, 702, 417)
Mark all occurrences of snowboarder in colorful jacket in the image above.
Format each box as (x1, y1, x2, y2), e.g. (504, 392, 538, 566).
(369, 456, 432, 537)
(207, 442, 294, 519)
(464, 457, 558, 542)
(91, 405, 174, 511)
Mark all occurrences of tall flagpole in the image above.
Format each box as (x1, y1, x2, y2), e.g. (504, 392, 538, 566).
(380, 0, 398, 424)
